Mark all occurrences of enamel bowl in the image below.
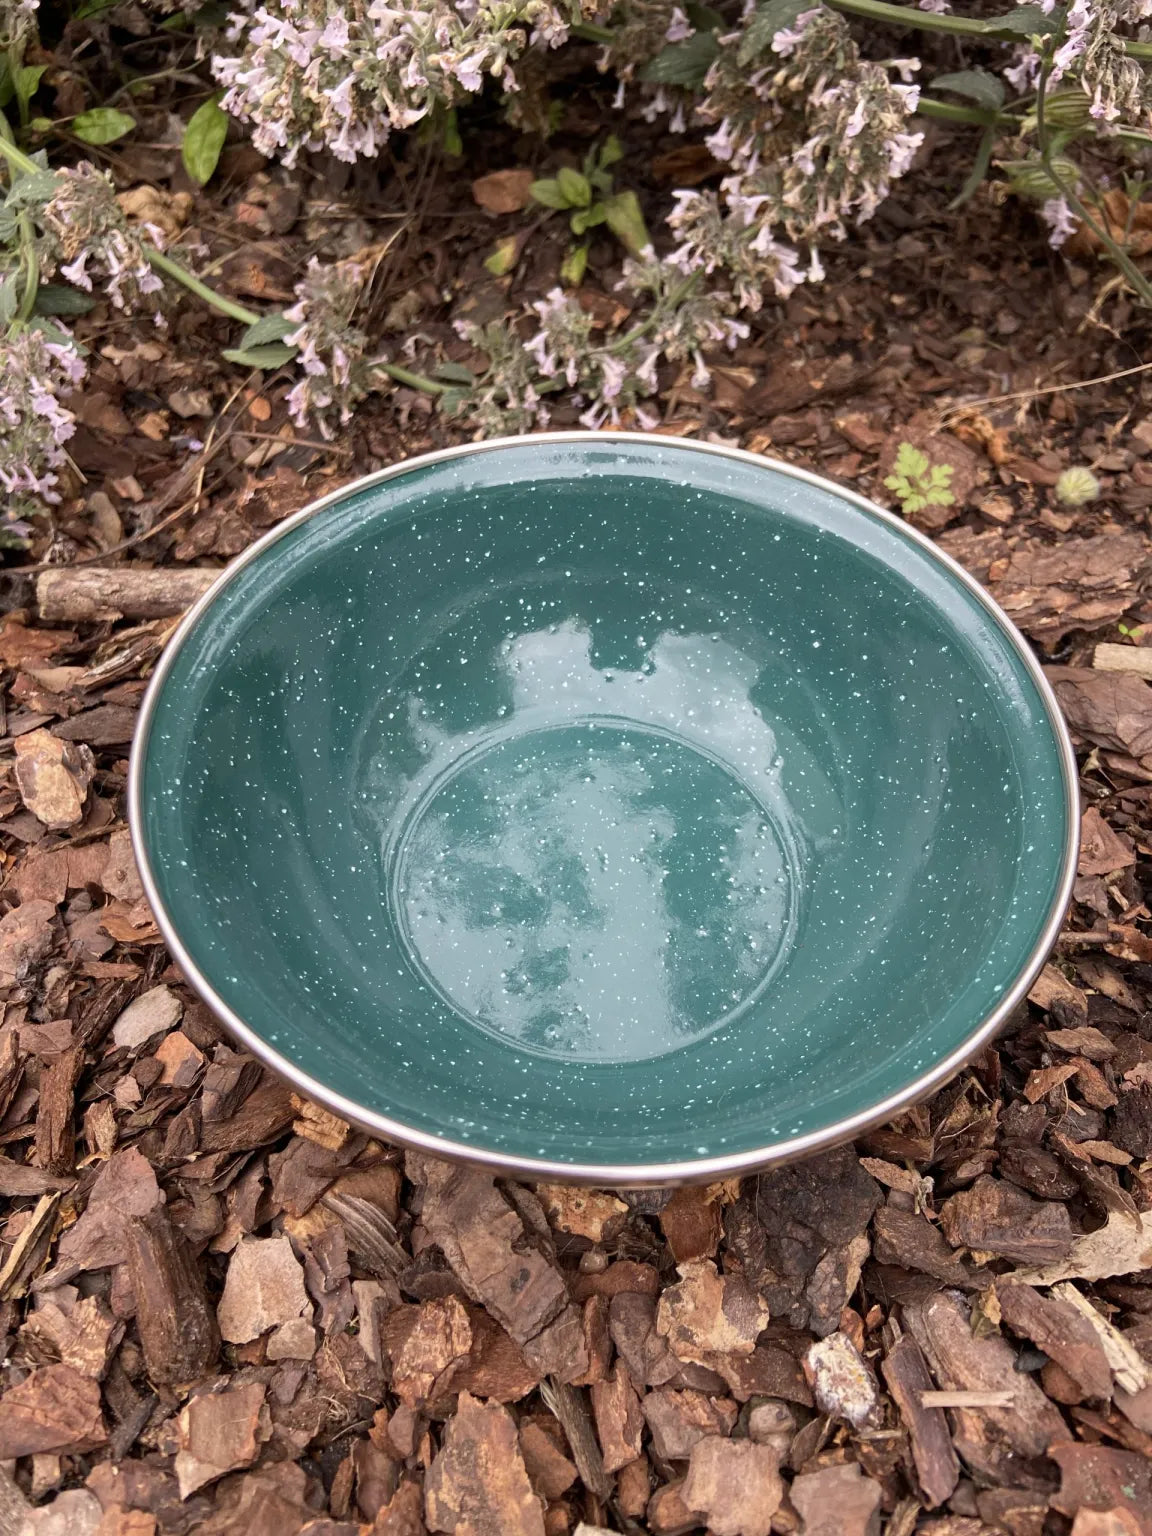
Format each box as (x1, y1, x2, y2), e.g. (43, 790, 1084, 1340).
(130, 434, 1077, 1183)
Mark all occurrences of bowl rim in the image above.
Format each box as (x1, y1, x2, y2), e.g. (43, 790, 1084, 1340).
(129, 430, 1079, 1186)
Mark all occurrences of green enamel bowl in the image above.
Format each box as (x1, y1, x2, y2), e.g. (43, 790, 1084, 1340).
(130, 434, 1077, 1184)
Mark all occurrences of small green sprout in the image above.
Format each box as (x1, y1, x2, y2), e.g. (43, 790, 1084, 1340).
(530, 138, 650, 283)
(883, 442, 956, 517)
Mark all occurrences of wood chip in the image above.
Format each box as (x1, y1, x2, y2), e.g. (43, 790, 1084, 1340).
(997, 1282, 1113, 1401)
(790, 1461, 882, 1536)
(410, 1157, 566, 1349)
(1051, 1442, 1152, 1535)
(938, 1175, 1073, 1263)
(1011, 1209, 1152, 1284)
(0, 1364, 106, 1456)
(881, 1332, 959, 1508)
(681, 1436, 783, 1536)
(125, 1206, 220, 1387)
(655, 1260, 769, 1365)
(14, 730, 95, 830)
(641, 1386, 738, 1461)
(49, 1146, 161, 1281)
(1079, 809, 1137, 876)
(903, 1291, 1066, 1485)
(518, 1419, 577, 1500)
(175, 1381, 267, 1497)
(36, 568, 217, 623)
(381, 1296, 472, 1407)
(217, 1235, 310, 1343)
(589, 1360, 644, 1474)
(1051, 1281, 1151, 1394)
(1094, 643, 1152, 677)
(658, 1185, 726, 1262)
(470, 168, 535, 214)
(111, 986, 182, 1051)
(535, 1186, 628, 1244)
(424, 1391, 544, 1536)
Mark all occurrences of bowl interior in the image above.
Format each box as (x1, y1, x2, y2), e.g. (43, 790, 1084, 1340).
(137, 438, 1072, 1173)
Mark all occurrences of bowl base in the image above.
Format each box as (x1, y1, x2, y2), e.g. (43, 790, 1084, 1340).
(389, 718, 800, 1064)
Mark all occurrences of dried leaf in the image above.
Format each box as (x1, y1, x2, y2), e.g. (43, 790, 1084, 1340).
(471, 169, 535, 213)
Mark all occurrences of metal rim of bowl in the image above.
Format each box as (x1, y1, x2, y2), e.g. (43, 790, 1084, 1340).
(128, 431, 1080, 1186)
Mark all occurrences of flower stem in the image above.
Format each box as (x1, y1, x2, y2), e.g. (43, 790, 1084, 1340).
(143, 246, 261, 326)
(825, 0, 1042, 40)
(0, 124, 41, 179)
(1035, 57, 1152, 310)
(571, 20, 615, 42)
(915, 95, 1010, 127)
(379, 362, 448, 394)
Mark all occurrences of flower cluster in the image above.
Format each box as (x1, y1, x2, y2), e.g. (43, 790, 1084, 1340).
(1008, 0, 1152, 123)
(0, 325, 86, 543)
(284, 256, 380, 436)
(699, 6, 922, 241)
(31, 163, 165, 314)
(214, 0, 585, 165)
(451, 248, 750, 433)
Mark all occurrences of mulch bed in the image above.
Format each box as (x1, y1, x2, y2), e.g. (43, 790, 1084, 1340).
(4, 102, 1152, 1536)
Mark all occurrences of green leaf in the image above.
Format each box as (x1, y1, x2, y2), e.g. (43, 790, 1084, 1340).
(560, 243, 588, 285)
(686, 0, 725, 28)
(603, 190, 650, 257)
(34, 283, 97, 316)
(239, 311, 296, 349)
(222, 342, 299, 368)
(641, 30, 720, 86)
(989, 2, 1059, 34)
(15, 65, 47, 111)
(570, 203, 608, 235)
(74, 0, 121, 18)
(998, 154, 1081, 199)
(598, 134, 623, 170)
(71, 107, 136, 144)
(949, 123, 996, 211)
(931, 69, 1004, 112)
(894, 443, 930, 481)
(182, 96, 229, 186)
(433, 362, 477, 384)
(0, 58, 12, 110)
(738, 0, 806, 65)
(483, 236, 520, 275)
(0, 274, 18, 329)
(556, 167, 592, 207)
(29, 117, 53, 133)
(530, 177, 570, 210)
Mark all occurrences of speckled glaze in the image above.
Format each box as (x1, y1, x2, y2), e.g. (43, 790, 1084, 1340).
(130, 434, 1078, 1183)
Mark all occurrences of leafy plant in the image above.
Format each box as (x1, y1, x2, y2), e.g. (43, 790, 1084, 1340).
(884, 443, 956, 517)
(530, 138, 651, 282)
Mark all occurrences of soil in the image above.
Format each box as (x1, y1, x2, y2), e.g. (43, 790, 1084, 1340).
(3, 69, 1152, 1536)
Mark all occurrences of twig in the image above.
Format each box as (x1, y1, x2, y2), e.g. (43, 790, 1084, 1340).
(937, 359, 1152, 425)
